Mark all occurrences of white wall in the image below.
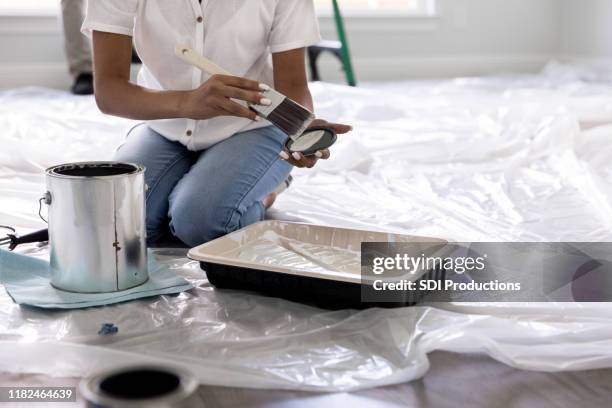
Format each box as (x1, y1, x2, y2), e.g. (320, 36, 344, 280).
(0, 0, 611, 88)
(560, 0, 612, 58)
(319, 0, 560, 81)
(0, 15, 70, 89)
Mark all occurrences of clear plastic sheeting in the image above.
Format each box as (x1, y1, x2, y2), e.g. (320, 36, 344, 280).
(2, 259, 612, 391)
(0, 88, 135, 229)
(2, 62, 612, 391)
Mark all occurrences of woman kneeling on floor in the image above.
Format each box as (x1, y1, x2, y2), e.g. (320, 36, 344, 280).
(83, 0, 351, 246)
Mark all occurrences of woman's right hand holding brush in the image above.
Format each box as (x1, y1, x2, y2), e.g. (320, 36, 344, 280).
(179, 74, 270, 122)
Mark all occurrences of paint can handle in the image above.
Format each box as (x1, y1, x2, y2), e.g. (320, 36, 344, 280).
(38, 192, 51, 223)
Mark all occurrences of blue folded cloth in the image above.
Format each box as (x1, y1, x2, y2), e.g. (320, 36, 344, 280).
(0, 248, 193, 309)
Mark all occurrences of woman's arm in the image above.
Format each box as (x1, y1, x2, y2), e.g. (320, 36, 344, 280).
(92, 31, 264, 121)
(272, 48, 313, 112)
(272, 48, 351, 168)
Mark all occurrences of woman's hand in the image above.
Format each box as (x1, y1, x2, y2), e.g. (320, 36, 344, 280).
(180, 74, 268, 121)
(279, 119, 352, 168)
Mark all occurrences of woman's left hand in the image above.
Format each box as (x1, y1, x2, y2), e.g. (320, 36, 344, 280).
(279, 119, 352, 168)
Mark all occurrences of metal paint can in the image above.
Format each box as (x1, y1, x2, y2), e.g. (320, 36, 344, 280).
(45, 162, 148, 293)
(80, 366, 199, 408)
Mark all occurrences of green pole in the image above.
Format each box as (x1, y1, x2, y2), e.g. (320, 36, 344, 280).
(332, 0, 357, 86)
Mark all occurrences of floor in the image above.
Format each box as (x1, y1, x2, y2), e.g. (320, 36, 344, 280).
(2, 351, 611, 407)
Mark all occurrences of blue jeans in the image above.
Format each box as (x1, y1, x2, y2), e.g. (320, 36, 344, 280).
(114, 124, 292, 246)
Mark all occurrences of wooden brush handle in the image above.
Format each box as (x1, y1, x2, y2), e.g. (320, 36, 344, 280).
(174, 45, 232, 76)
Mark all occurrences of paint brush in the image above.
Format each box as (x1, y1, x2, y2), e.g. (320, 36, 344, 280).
(175, 45, 315, 138)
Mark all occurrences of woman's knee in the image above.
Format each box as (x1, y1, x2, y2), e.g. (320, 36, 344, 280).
(169, 196, 241, 246)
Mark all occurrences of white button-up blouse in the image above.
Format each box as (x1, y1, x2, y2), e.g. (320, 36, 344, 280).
(83, 0, 321, 150)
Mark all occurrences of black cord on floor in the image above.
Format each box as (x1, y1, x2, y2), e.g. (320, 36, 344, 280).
(0, 225, 16, 246)
(0, 225, 16, 234)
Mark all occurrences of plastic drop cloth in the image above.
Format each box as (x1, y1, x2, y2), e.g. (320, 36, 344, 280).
(2, 62, 612, 391)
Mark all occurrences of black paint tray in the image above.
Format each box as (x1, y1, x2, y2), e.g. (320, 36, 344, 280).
(187, 221, 447, 309)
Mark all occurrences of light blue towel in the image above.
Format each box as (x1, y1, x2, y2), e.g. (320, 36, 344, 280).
(0, 249, 193, 309)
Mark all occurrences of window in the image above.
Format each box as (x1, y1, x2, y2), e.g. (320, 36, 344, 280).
(314, 0, 436, 17)
(0, 0, 57, 15)
(1, 0, 436, 17)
